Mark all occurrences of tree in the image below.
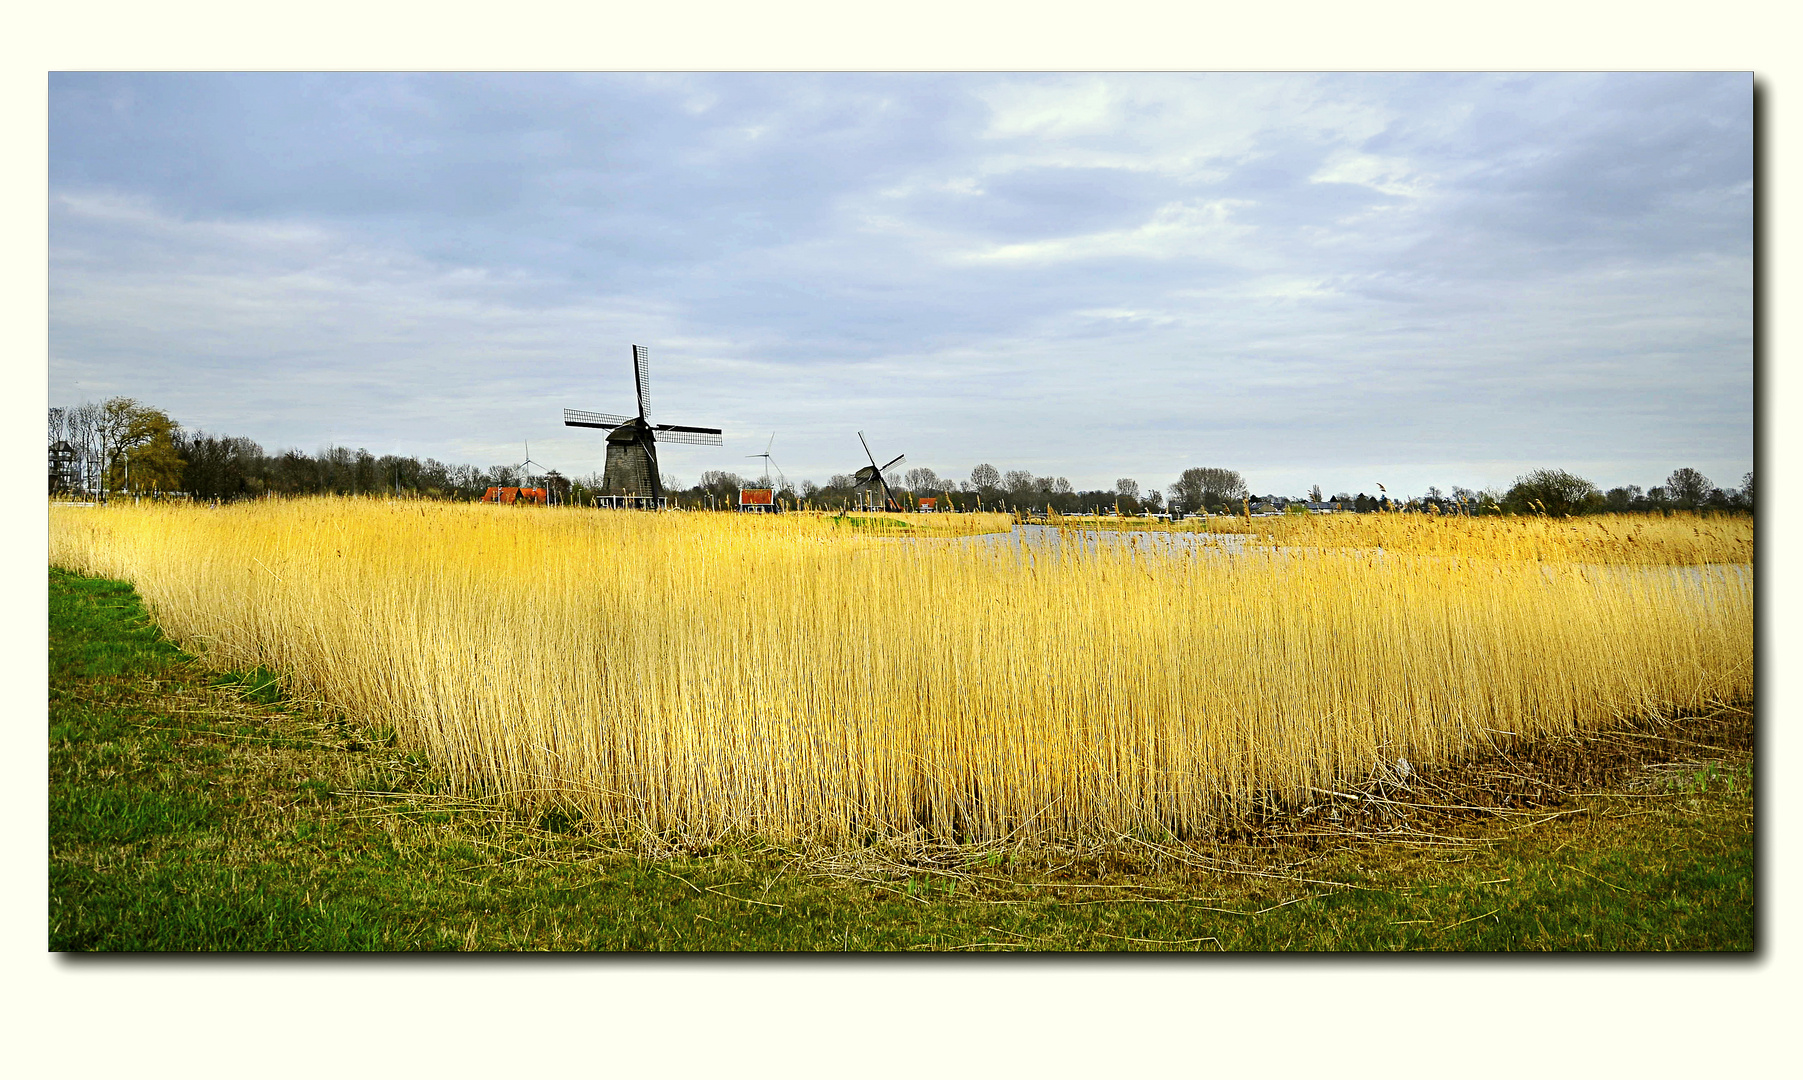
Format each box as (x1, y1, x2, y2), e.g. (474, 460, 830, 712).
(969, 463, 1001, 491)
(1665, 467, 1712, 509)
(1309, 484, 1324, 503)
(1739, 471, 1753, 512)
(92, 398, 184, 497)
(1114, 478, 1140, 501)
(904, 466, 943, 494)
(1604, 484, 1643, 512)
(1169, 467, 1247, 513)
(1502, 468, 1602, 516)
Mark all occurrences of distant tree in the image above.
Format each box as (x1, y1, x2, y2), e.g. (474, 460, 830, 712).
(1169, 467, 1246, 513)
(904, 466, 943, 494)
(1604, 484, 1643, 513)
(1665, 467, 1712, 509)
(1739, 471, 1753, 512)
(969, 463, 1001, 491)
(1502, 468, 1602, 516)
(1052, 477, 1073, 495)
(91, 398, 184, 497)
(1309, 484, 1324, 503)
(1004, 470, 1037, 497)
(1115, 478, 1140, 501)
(122, 408, 183, 494)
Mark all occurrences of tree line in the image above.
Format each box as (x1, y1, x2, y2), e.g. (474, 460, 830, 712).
(50, 399, 1752, 517)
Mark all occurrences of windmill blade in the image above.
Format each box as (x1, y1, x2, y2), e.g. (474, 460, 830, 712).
(858, 431, 880, 470)
(652, 424, 724, 446)
(881, 453, 905, 472)
(564, 408, 632, 429)
(632, 344, 651, 419)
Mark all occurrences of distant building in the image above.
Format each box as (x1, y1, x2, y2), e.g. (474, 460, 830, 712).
(739, 488, 778, 513)
(48, 440, 79, 496)
(481, 486, 548, 506)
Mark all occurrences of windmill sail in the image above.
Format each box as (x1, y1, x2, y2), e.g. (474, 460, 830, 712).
(564, 408, 633, 429)
(633, 344, 651, 418)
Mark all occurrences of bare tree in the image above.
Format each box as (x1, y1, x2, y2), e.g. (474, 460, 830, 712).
(1169, 467, 1247, 513)
(969, 463, 1001, 490)
(904, 466, 943, 493)
(1309, 483, 1323, 503)
(1114, 478, 1140, 501)
(1665, 467, 1713, 509)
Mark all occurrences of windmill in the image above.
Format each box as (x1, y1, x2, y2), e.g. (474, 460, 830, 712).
(563, 344, 723, 508)
(746, 433, 786, 491)
(851, 431, 905, 512)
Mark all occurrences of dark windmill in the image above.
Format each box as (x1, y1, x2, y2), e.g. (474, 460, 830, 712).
(851, 431, 906, 512)
(563, 345, 723, 509)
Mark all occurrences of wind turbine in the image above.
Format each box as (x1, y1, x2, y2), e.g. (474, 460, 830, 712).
(520, 441, 548, 484)
(746, 433, 785, 491)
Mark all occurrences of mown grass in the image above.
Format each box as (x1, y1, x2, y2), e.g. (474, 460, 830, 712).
(49, 567, 1752, 952)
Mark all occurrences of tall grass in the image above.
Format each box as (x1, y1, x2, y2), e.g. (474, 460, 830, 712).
(49, 500, 1752, 845)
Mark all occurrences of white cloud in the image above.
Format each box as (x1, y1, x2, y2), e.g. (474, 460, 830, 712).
(960, 199, 1253, 264)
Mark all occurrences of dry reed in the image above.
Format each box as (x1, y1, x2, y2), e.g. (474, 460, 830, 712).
(50, 500, 1752, 846)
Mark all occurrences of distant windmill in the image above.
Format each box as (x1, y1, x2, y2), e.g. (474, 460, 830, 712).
(746, 433, 785, 491)
(851, 431, 905, 512)
(563, 345, 723, 508)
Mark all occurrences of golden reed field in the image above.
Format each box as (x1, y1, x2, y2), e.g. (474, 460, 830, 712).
(50, 500, 1752, 846)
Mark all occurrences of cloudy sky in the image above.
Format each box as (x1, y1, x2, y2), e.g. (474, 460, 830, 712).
(48, 72, 1752, 498)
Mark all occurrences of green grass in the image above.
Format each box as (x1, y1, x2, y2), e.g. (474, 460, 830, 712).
(48, 566, 1753, 951)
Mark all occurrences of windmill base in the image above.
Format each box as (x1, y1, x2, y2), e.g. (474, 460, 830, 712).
(592, 495, 667, 510)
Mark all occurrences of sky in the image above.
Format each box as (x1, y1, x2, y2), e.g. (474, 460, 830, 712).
(48, 72, 1753, 499)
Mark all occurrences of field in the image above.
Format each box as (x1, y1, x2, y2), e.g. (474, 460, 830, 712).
(47, 565, 1754, 951)
(48, 500, 1752, 852)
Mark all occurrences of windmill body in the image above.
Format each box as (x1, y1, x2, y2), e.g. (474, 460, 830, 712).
(564, 345, 723, 509)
